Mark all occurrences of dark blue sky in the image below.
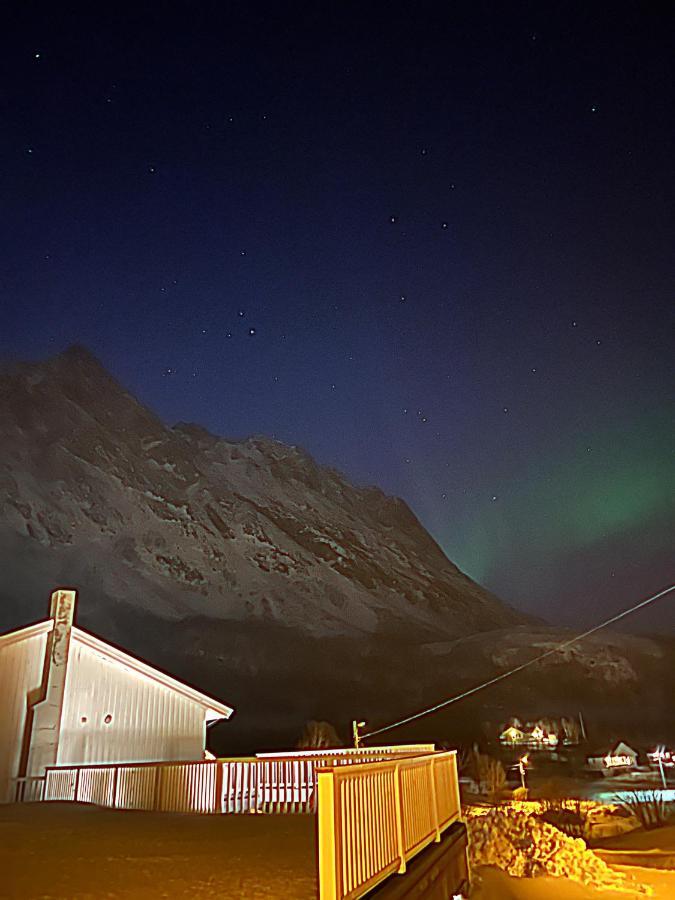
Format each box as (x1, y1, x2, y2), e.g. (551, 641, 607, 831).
(1, 2, 673, 629)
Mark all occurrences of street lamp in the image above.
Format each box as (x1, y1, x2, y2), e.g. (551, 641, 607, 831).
(518, 754, 529, 791)
(352, 720, 366, 748)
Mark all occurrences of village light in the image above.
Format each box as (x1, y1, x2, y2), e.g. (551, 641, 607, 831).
(352, 720, 366, 748)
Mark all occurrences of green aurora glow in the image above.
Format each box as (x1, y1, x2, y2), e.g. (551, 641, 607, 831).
(440, 406, 674, 588)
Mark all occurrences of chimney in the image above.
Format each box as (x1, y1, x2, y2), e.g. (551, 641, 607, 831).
(26, 589, 77, 777)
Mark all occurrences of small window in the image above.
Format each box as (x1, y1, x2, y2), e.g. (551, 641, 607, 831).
(103, 714, 113, 725)
(80, 716, 87, 725)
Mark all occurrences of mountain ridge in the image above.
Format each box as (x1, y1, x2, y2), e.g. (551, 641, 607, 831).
(0, 345, 526, 639)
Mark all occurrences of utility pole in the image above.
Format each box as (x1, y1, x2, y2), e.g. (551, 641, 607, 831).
(657, 747, 668, 790)
(352, 720, 366, 749)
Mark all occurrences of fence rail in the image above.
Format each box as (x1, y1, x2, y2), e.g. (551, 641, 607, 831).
(10, 777, 45, 803)
(317, 751, 460, 900)
(42, 746, 437, 815)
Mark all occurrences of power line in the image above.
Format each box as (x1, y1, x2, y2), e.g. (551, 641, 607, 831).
(362, 582, 675, 742)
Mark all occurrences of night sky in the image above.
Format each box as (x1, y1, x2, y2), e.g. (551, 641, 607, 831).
(1, 3, 673, 630)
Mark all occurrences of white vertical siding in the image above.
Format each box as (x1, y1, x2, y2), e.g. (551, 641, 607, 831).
(0, 629, 49, 803)
(57, 639, 207, 766)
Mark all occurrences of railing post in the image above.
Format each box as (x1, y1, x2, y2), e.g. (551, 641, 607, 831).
(112, 766, 119, 808)
(393, 762, 407, 874)
(429, 757, 441, 842)
(317, 769, 338, 900)
(214, 761, 224, 814)
(153, 765, 162, 811)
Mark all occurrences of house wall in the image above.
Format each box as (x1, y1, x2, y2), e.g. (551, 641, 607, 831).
(0, 628, 50, 803)
(56, 637, 207, 766)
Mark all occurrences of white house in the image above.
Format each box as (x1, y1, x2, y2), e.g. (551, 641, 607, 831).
(0, 588, 233, 803)
(586, 741, 639, 777)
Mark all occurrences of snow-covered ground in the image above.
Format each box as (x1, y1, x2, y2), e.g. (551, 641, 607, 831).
(0, 802, 316, 898)
(473, 865, 675, 900)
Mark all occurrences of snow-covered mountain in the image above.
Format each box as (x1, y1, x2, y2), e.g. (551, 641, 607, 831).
(1, 347, 672, 751)
(0, 345, 525, 640)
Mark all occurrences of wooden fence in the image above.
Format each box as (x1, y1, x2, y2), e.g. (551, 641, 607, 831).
(42, 746, 437, 815)
(317, 751, 460, 899)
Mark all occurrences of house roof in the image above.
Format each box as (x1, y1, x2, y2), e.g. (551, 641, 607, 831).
(587, 741, 638, 759)
(0, 618, 54, 648)
(0, 617, 233, 722)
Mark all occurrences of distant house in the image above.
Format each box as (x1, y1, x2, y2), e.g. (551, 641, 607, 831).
(0, 588, 233, 803)
(586, 742, 639, 777)
(500, 725, 526, 744)
(499, 722, 558, 748)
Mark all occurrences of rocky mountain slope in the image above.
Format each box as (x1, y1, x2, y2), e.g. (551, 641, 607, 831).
(0, 345, 525, 641)
(1, 347, 671, 751)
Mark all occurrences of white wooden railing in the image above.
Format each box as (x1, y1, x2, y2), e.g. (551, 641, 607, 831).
(42, 746, 437, 815)
(317, 751, 460, 899)
(10, 776, 45, 802)
(39, 747, 463, 899)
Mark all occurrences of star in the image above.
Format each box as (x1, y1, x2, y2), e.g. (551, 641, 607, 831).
(491, 495, 498, 502)
(595, 339, 602, 345)
(389, 215, 398, 224)
(531, 367, 537, 373)
(226, 332, 233, 339)
(248, 327, 256, 335)
(240, 250, 246, 256)
(148, 166, 156, 173)
(238, 310, 245, 317)
(399, 294, 407, 303)
(34, 52, 41, 59)
(503, 407, 509, 413)
(441, 222, 448, 229)
(571, 320, 578, 327)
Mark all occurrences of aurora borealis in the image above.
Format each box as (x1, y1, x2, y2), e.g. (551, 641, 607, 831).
(1, 4, 672, 629)
(441, 407, 674, 627)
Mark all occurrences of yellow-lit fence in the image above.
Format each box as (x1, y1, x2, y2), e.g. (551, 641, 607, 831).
(317, 751, 460, 899)
(10, 776, 45, 802)
(41, 745, 438, 815)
